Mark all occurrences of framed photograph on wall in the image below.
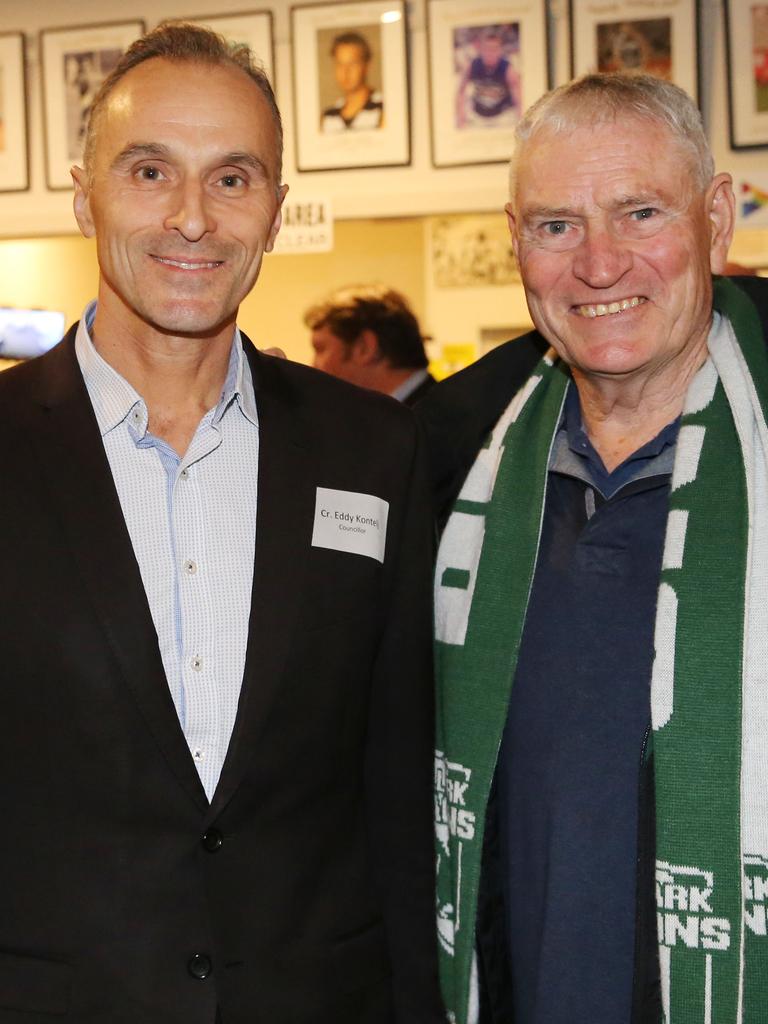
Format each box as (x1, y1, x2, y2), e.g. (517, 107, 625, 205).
(188, 10, 274, 84)
(40, 20, 145, 190)
(0, 33, 29, 192)
(291, 0, 410, 172)
(570, 0, 698, 102)
(725, 0, 768, 149)
(427, 0, 549, 168)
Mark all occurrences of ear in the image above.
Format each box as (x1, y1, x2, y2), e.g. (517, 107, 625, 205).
(71, 165, 96, 238)
(265, 183, 289, 254)
(349, 329, 381, 366)
(706, 173, 735, 275)
(505, 200, 520, 264)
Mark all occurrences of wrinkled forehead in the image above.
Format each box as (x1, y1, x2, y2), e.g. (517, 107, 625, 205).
(97, 58, 281, 179)
(512, 113, 695, 203)
(520, 109, 674, 160)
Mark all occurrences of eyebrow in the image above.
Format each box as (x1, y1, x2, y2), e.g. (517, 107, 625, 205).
(222, 152, 270, 179)
(613, 192, 664, 208)
(110, 144, 271, 180)
(111, 143, 170, 171)
(523, 206, 578, 221)
(523, 192, 667, 222)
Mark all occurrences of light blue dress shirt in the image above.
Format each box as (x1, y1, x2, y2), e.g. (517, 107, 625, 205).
(75, 302, 259, 800)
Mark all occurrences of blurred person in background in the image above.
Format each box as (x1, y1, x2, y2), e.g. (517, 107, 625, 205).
(306, 284, 435, 405)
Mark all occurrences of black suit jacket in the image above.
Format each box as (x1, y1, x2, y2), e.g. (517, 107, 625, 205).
(402, 373, 436, 408)
(0, 327, 443, 1024)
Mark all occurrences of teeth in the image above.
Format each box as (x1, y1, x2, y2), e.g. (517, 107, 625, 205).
(155, 257, 220, 270)
(577, 296, 644, 318)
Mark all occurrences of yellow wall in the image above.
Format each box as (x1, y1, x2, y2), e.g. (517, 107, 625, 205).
(0, 217, 425, 366)
(1, 219, 766, 373)
(242, 217, 425, 364)
(0, 235, 98, 331)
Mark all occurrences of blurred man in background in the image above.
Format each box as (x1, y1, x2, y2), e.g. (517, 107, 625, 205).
(307, 284, 435, 405)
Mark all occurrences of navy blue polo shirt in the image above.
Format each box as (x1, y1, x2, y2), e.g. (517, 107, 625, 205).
(496, 383, 678, 1024)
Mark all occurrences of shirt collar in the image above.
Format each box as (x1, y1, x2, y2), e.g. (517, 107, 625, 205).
(391, 368, 429, 403)
(74, 300, 258, 438)
(213, 331, 258, 428)
(550, 380, 679, 497)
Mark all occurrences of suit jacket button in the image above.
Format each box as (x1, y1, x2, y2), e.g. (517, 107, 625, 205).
(188, 953, 212, 979)
(201, 828, 223, 852)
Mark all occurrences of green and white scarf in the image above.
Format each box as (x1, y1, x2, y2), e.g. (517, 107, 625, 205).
(434, 278, 768, 1024)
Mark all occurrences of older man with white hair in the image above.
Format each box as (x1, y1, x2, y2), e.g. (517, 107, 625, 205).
(420, 73, 768, 1024)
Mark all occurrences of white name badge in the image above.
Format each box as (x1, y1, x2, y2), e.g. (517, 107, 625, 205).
(312, 487, 389, 563)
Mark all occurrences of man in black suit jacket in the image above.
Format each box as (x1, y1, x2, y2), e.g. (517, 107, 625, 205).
(0, 22, 442, 1024)
(305, 285, 436, 406)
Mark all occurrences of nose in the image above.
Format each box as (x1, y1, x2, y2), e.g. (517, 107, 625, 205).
(164, 179, 216, 242)
(571, 225, 632, 289)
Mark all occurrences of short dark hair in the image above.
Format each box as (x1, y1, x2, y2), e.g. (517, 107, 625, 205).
(330, 32, 372, 63)
(84, 20, 283, 182)
(305, 285, 428, 371)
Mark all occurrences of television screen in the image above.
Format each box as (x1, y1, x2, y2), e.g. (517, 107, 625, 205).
(0, 308, 65, 360)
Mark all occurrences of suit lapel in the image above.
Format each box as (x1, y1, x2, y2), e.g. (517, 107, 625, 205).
(209, 345, 313, 818)
(29, 332, 208, 812)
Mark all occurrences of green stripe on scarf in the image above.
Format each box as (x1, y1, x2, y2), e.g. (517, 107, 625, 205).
(653, 369, 745, 1020)
(434, 360, 568, 1020)
(434, 278, 768, 1024)
(653, 278, 768, 1023)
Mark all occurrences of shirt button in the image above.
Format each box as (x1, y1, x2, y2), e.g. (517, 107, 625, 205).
(193, 748, 204, 761)
(201, 827, 224, 852)
(191, 655, 203, 672)
(187, 953, 212, 979)
(183, 559, 198, 575)
(180, 468, 189, 480)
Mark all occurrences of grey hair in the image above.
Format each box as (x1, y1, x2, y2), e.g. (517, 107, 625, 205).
(508, 72, 714, 203)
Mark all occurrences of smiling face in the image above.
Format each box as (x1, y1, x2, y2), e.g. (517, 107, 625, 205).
(506, 116, 734, 387)
(72, 57, 286, 347)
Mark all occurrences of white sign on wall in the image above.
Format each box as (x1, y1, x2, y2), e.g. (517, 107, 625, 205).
(273, 198, 334, 254)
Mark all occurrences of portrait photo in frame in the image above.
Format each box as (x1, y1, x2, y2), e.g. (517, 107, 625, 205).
(725, 0, 768, 149)
(0, 33, 29, 192)
(188, 10, 275, 84)
(427, 0, 549, 168)
(570, 0, 699, 101)
(40, 20, 145, 190)
(291, 0, 410, 172)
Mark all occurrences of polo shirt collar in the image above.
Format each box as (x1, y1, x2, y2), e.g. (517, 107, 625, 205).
(550, 380, 680, 497)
